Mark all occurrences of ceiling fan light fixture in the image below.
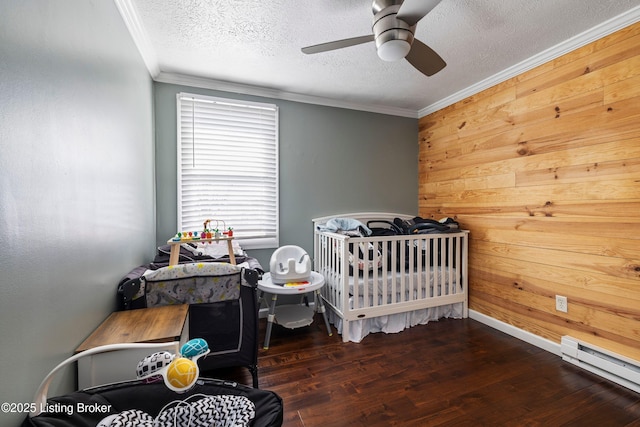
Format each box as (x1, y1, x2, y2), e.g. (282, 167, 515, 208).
(300, 0, 447, 76)
(377, 38, 411, 61)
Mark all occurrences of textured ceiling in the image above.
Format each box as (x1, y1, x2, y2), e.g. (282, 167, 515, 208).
(121, 0, 640, 116)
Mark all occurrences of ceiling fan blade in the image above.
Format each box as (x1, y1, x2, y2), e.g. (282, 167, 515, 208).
(405, 38, 446, 76)
(396, 0, 442, 27)
(301, 35, 375, 54)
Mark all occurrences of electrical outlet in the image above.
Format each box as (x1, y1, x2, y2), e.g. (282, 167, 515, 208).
(556, 295, 568, 313)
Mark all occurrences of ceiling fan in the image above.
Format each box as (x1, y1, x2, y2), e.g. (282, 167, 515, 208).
(301, 0, 446, 77)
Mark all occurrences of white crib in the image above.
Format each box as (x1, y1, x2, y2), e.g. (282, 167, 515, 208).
(313, 213, 469, 343)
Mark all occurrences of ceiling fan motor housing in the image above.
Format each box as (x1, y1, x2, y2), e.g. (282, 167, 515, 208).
(372, 4, 415, 61)
(300, 0, 446, 77)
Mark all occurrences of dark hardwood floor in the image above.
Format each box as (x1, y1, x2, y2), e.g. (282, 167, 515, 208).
(208, 316, 640, 426)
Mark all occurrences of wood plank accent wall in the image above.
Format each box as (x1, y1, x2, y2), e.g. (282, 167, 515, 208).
(418, 22, 640, 361)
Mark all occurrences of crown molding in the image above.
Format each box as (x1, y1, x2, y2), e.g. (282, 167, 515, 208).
(115, 0, 639, 120)
(154, 72, 418, 118)
(114, 0, 416, 118)
(418, 5, 640, 118)
(114, 0, 160, 78)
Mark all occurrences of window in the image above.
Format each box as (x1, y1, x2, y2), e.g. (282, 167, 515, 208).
(177, 93, 279, 249)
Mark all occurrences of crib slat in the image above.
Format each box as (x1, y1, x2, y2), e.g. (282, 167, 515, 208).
(381, 240, 388, 306)
(372, 242, 379, 307)
(400, 236, 407, 302)
(391, 238, 397, 304)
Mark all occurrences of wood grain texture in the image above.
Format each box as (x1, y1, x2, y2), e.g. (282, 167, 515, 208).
(418, 21, 640, 361)
(75, 304, 189, 352)
(207, 317, 640, 426)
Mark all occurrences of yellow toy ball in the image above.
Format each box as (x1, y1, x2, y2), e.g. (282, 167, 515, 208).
(165, 357, 198, 392)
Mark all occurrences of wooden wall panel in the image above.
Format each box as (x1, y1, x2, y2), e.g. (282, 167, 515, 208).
(418, 22, 640, 361)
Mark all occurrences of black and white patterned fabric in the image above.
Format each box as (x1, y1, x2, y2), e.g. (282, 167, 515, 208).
(97, 395, 255, 427)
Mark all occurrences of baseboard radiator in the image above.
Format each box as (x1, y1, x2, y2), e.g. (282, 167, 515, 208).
(561, 336, 640, 394)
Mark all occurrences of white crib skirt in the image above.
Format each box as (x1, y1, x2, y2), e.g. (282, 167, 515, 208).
(328, 302, 464, 343)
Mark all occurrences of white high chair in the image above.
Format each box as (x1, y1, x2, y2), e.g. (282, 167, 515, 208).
(268, 245, 311, 284)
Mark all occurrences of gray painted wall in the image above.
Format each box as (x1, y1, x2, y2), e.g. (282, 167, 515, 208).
(154, 83, 419, 268)
(0, 1, 155, 425)
(0, 2, 417, 423)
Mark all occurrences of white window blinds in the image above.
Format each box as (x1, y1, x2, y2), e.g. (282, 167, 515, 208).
(177, 93, 279, 249)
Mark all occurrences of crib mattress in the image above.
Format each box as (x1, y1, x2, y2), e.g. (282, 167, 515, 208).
(323, 267, 462, 296)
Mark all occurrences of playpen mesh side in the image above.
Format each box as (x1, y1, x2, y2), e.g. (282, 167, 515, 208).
(189, 283, 259, 377)
(141, 266, 260, 387)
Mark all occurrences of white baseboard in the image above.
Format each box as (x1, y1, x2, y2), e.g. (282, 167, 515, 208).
(469, 309, 561, 356)
(259, 306, 561, 356)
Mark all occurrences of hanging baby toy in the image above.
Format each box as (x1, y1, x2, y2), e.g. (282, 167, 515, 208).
(135, 337, 210, 392)
(96, 337, 258, 427)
